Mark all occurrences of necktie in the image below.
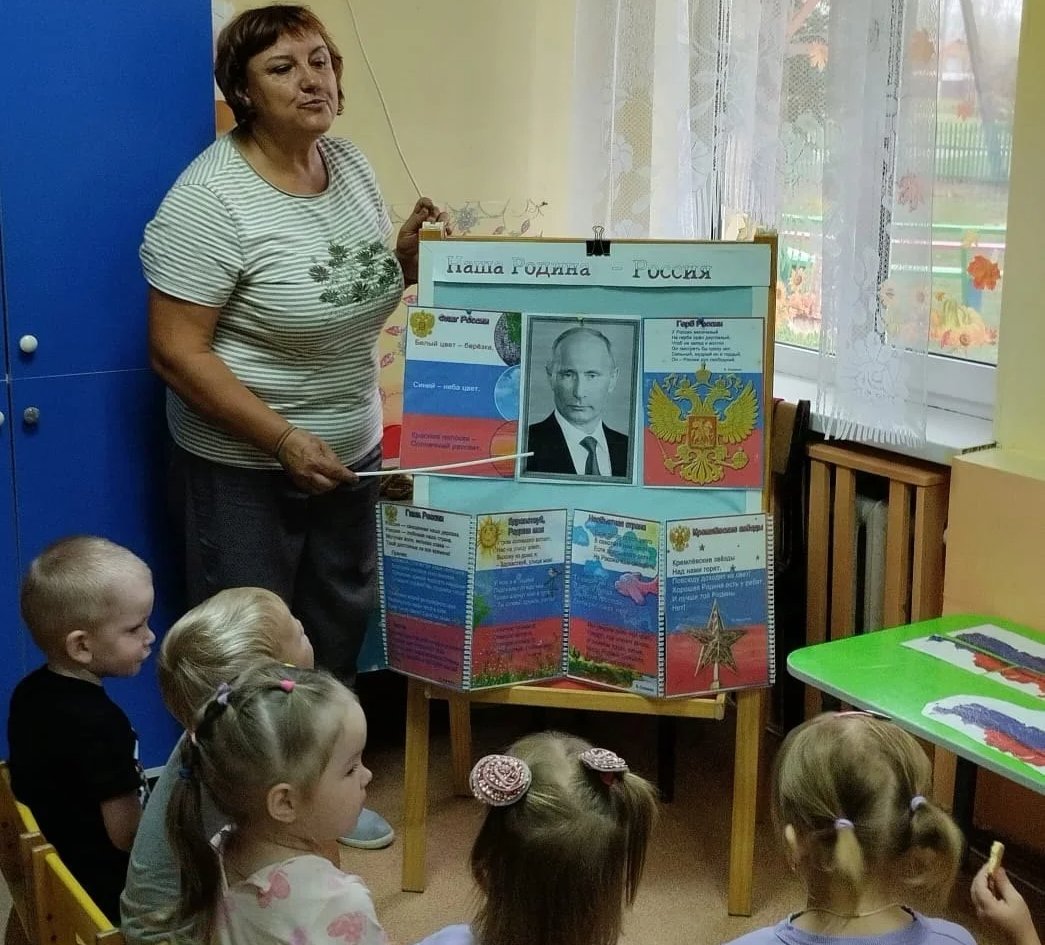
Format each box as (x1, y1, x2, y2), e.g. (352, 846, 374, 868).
(580, 436, 601, 476)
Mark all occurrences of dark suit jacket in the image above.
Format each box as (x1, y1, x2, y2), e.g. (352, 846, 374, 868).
(524, 413, 629, 477)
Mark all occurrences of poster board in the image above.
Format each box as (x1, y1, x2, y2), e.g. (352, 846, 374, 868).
(379, 232, 777, 699)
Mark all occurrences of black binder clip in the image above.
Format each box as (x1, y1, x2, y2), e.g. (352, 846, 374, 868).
(586, 224, 611, 257)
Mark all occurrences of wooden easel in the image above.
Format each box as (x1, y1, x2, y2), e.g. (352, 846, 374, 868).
(397, 232, 778, 916)
(401, 681, 764, 914)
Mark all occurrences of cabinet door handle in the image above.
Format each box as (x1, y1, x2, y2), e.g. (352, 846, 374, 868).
(19, 335, 39, 354)
(23, 406, 40, 425)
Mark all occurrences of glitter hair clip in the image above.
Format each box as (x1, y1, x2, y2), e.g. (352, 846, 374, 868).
(279, 678, 295, 693)
(215, 682, 232, 706)
(910, 795, 928, 813)
(834, 818, 855, 831)
(579, 747, 628, 785)
(469, 754, 532, 807)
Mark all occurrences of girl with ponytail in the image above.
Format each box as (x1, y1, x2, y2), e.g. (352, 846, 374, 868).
(417, 731, 659, 945)
(726, 712, 970, 945)
(167, 661, 385, 945)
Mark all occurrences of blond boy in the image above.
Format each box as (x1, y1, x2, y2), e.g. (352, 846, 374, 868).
(8, 536, 155, 922)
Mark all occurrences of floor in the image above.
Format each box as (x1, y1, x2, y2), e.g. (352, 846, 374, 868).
(335, 680, 1034, 945)
(2, 676, 1039, 945)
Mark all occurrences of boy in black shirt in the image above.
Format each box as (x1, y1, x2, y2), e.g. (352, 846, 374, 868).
(8, 536, 155, 922)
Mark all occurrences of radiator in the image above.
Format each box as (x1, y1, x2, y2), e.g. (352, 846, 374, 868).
(806, 442, 950, 719)
(853, 496, 889, 633)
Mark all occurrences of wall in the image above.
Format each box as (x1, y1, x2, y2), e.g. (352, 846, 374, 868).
(994, 0, 1045, 450)
(943, 452, 1045, 856)
(941, 0, 1045, 858)
(273, 0, 576, 229)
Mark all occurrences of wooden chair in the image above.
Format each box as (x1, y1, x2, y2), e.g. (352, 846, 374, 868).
(31, 846, 123, 945)
(17, 835, 53, 945)
(0, 761, 44, 945)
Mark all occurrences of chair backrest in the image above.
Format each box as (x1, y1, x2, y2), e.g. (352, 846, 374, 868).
(19, 834, 53, 945)
(1, 759, 44, 941)
(16, 796, 41, 837)
(32, 846, 124, 945)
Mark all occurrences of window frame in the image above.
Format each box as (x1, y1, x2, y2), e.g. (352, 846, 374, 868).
(774, 338, 996, 420)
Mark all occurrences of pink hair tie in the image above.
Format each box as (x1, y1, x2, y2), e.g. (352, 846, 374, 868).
(279, 679, 296, 693)
(834, 818, 855, 830)
(910, 795, 928, 812)
(469, 754, 532, 807)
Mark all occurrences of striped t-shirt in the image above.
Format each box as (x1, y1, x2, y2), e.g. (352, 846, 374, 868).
(140, 134, 403, 468)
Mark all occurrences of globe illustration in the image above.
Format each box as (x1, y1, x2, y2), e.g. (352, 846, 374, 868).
(493, 365, 520, 420)
(493, 313, 522, 365)
(487, 422, 519, 477)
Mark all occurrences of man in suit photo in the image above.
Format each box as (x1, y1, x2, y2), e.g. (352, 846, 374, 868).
(524, 325, 631, 478)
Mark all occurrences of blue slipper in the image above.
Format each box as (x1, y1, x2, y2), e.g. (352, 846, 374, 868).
(338, 807, 395, 849)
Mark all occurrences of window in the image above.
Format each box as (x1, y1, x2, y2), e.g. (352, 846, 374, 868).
(775, 0, 1022, 414)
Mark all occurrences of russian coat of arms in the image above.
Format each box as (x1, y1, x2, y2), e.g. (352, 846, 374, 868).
(647, 365, 758, 485)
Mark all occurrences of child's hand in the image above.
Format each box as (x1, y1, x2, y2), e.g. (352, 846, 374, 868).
(971, 864, 1041, 945)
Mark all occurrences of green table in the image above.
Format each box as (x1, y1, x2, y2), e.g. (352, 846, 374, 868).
(788, 614, 1044, 798)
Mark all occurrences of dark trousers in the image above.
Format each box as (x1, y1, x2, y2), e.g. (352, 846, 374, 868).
(172, 444, 381, 684)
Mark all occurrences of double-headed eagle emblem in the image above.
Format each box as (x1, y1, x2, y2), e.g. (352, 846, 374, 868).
(647, 365, 758, 485)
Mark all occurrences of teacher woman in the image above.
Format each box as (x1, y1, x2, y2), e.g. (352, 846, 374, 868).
(141, 4, 445, 847)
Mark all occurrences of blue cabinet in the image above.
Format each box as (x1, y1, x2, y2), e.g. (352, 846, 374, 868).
(0, 2, 215, 378)
(0, 382, 26, 753)
(0, 0, 214, 763)
(9, 371, 185, 758)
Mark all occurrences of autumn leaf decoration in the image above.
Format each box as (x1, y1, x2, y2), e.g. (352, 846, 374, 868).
(896, 173, 926, 212)
(909, 29, 936, 66)
(967, 255, 1001, 291)
(807, 42, 828, 71)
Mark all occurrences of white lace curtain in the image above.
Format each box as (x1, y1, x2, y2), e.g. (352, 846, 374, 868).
(570, 0, 941, 447)
(570, 0, 788, 239)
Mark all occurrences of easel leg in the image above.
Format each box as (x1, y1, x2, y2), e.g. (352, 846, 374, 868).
(728, 689, 762, 916)
(402, 678, 430, 892)
(449, 693, 473, 797)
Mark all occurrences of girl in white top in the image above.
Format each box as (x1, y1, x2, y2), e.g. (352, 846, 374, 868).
(167, 661, 385, 945)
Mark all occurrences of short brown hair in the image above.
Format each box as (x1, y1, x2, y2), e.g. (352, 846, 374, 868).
(774, 713, 964, 904)
(20, 536, 151, 655)
(214, 4, 345, 128)
(471, 732, 658, 945)
(158, 587, 293, 728)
